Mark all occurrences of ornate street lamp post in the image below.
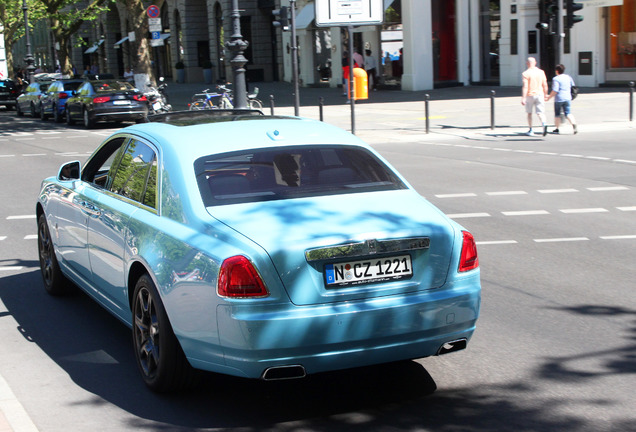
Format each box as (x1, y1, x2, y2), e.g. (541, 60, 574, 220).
(22, 0, 36, 83)
(226, 0, 248, 109)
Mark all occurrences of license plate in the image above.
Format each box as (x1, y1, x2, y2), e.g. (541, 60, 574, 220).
(325, 255, 413, 287)
(113, 100, 130, 105)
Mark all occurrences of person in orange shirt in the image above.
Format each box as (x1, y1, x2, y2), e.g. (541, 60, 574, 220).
(521, 57, 549, 136)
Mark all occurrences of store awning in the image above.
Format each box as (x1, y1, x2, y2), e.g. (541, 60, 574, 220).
(160, 33, 171, 40)
(84, 39, 104, 54)
(113, 36, 129, 47)
(295, 4, 315, 30)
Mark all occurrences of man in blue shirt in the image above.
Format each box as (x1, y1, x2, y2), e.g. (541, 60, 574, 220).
(546, 64, 578, 134)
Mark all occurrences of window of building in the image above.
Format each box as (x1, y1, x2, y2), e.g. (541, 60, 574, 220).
(609, 0, 636, 69)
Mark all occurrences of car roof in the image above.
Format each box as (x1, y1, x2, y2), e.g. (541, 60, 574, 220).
(121, 115, 368, 161)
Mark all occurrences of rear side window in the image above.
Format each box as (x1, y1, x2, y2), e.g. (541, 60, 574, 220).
(195, 145, 407, 206)
(110, 140, 157, 206)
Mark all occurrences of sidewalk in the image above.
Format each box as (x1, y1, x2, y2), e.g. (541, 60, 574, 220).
(163, 80, 635, 142)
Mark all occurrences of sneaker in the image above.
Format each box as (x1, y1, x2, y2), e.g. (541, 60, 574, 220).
(573, 124, 578, 134)
(543, 124, 548, 136)
(553, 129, 560, 134)
(525, 130, 534, 136)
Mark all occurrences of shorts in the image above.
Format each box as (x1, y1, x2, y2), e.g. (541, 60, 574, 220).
(525, 95, 545, 114)
(555, 100, 571, 116)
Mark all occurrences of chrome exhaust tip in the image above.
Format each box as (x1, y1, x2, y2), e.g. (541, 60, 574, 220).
(262, 365, 307, 381)
(437, 338, 468, 355)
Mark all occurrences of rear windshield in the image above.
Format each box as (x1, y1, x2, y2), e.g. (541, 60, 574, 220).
(195, 145, 407, 206)
(94, 81, 135, 93)
(63, 82, 83, 91)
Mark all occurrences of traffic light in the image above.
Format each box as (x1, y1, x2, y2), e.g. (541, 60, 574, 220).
(536, 0, 557, 34)
(566, 0, 584, 28)
(273, 6, 289, 31)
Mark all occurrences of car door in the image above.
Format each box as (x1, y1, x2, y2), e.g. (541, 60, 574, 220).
(86, 138, 158, 315)
(54, 137, 128, 284)
(68, 82, 88, 119)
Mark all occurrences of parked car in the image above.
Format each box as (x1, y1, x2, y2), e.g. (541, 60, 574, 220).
(16, 81, 51, 117)
(39, 79, 84, 122)
(36, 112, 481, 392)
(0, 79, 20, 110)
(65, 79, 148, 128)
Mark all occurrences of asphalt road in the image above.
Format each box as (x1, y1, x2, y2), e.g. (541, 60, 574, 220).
(0, 107, 634, 432)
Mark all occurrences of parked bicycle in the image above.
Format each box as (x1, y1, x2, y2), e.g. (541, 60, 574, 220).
(189, 84, 263, 110)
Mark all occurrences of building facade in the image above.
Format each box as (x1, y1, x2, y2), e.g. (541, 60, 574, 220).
(9, 0, 635, 89)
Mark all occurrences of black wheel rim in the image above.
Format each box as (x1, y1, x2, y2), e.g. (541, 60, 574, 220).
(83, 110, 89, 127)
(134, 286, 160, 378)
(38, 220, 54, 286)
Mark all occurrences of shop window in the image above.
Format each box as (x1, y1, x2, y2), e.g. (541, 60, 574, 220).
(609, 0, 636, 68)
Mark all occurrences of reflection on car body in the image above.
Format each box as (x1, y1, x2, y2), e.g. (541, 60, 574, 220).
(36, 112, 481, 392)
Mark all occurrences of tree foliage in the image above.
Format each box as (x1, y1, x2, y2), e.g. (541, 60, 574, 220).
(0, 0, 47, 73)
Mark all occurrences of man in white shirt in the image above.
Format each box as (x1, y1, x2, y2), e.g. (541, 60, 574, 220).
(364, 49, 378, 91)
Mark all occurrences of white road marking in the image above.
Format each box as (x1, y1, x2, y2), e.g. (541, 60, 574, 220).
(600, 235, 636, 240)
(22, 153, 46, 157)
(587, 186, 629, 191)
(502, 210, 550, 216)
(486, 191, 527, 196)
(617, 206, 636, 211)
(538, 188, 578, 194)
(559, 208, 609, 214)
(6, 215, 36, 220)
(0, 155, 16, 158)
(23, 235, 38, 240)
(585, 156, 611, 161)
(0, 236, 6, 241)
(534, 237, 589, 243)
(0, 266, 23, 271)
(614, 159, 636, 164)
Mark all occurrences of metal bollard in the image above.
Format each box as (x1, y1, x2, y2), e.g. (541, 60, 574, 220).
(424, 94, 430, 134)
(269, 95, 275, 116)
(630, 82, 634, 122)
(319, 97, 324, 122)
(490, 90, 496, 130)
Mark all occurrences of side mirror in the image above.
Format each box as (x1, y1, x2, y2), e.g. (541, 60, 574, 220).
(58, 161, 81, 181)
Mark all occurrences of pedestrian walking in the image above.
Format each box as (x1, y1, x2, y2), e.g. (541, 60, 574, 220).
(521, 57, 549, 136)
(364, 49, 378, 92)
(546, 64, 578, 134)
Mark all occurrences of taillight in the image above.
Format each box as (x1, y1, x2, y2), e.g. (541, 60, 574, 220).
(218, 256, 269, 298)
(93, 96, 111, 103)
(133, 95, 147, 101)
(459, 231, 479, 272)
(58, 92, 69, 99)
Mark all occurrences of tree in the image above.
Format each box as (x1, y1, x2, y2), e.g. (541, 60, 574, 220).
(115, 0, 154, 84)
(0, 0, 46, 75)
(42, 0, 112, 76)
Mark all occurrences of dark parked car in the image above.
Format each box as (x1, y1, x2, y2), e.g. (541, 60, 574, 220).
(65, 79, 148, 128)
(39, 79, 84, 122)
(16, 81, 51, 117)
(0, 79, 20, 110)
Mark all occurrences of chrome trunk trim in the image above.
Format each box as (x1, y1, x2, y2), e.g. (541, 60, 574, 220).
(305, 237, 430, 262)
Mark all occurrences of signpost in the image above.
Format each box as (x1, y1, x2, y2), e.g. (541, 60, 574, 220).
(315, 0, 384, 134)
(147, 6, 163, 48)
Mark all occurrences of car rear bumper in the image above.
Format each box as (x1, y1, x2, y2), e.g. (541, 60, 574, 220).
(0, 100, 17, 106)
(93, 108, 148, 122)
(183, 273, 481, 379)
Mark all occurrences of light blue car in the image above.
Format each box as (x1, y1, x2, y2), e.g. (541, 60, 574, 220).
(36, 112, 481, 392)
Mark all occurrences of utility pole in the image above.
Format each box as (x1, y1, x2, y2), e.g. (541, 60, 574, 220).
(22, 0, 35, 83)
(227, 0, 249, 109)
(290, 0, 300, 116)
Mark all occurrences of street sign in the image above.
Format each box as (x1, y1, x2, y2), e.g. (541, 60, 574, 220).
(315, 0, 384, 27)
(149, 18, 162, 32)
(147, 5, 160, 19)
(150, 31, 163, 47)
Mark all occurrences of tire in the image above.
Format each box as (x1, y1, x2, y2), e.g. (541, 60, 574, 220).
(189, 100, 207, 110)
(40, 104, 47, 120)
(132, 274, 196, 392)
(30, 103, 37, 118)
(83, 108, 95, 129)
(38, 214, 71, 296)
(66, 107, 74, 125)
(16, 104, 24, 117)
(53, 105, 61, 123)
(248, 99, 263, 110)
